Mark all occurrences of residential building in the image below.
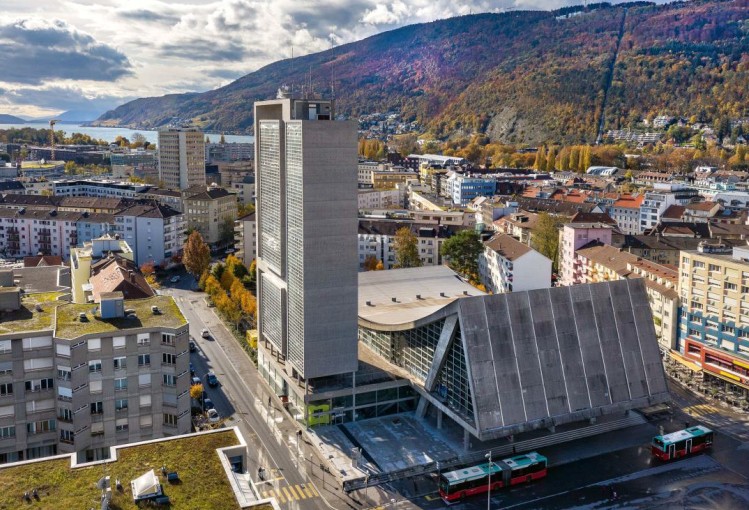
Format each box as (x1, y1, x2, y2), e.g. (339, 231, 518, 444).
(478, 233, 551, 293)
(683, 201, 721, 223)
(0, 208, 81, 260)
(371, 168, 419, 189)
(0, 265, 190, 465)
(183, 184, 238, 245)
(358, 219, 455, 269)
(70, 234, 137, 304)
(255, 94, 359, 381)
(357, 188, 404, 210)
(205, 142, 254, 162)
(234, 212, 257, 265)
(494, 211, 539, 244)
(558, 222, 613, 286)
(639, 184, 699, 233)
(113, 203, 185, 266)
(610, 194, 644, 235)
(158, 127, 206, 190)
(678, 244, 749, 395)
(445, 173, 496, 207)
(357, 161, 382, 186)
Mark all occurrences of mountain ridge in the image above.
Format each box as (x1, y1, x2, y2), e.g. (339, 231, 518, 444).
(94, 0, 749, 144)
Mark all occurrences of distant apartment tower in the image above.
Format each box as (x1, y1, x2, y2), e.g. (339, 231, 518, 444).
(158, 128, 206, 190)
(255, 93, 358, 380)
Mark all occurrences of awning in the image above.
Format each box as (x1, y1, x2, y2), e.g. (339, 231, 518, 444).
(669, 350, 702, 372)
(131, 469, 162, 501)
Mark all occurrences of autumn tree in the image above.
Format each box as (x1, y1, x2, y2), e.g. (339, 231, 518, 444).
(393, 227, 422, 268)
(440, 229, 483, 281)
(362, 255, 380, 271)
(183, 231, 211, 279)
(190, 383, 204, 401)
(531, 212, 566, 272)
(546, 147, 557, 172)
(534, 145, 547, 170)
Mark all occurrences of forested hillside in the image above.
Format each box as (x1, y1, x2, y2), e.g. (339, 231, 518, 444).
(95, 0, 749, 144)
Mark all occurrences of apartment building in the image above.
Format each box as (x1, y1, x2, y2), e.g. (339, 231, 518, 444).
(357, 219, 454, 270)
(112, 203, 185, 266)
(371, 168, 419, 189)
(0, 266, 190, 465)
(478, 233, 551, 293)
(610, 194, 644, 235)
(183, 185, 238, 245)
(558, 222, 613, 286)
(445, 173, 497, 206)
(678, 243, 749, 394)
(234, 212, 256, 265)
(357, 160, 382, 186)
(0, 208, 81, 260)
(494, 211, 539, 244)
(639, 184, 699, 232)
(357, 188, 404, 210)
(158, 127, 206, 190)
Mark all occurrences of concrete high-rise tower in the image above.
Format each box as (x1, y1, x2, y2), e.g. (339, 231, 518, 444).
(255, 93, 358, 381)
(158, 127, 206, 190)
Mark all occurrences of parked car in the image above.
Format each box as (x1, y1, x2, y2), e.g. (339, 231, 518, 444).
(207, 409, 220, 423)
(203, 398, 215, 411)
(189, 362, 195, 376)
(170, 275, 180, 283)
(206, 373, 219, 387)
(201, 329, 210, 339)
(191, 376, 201, 386)
(189, 341, 197, 352)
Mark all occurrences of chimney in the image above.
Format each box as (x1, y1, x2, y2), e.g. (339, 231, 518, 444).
(440, 292, 447, 297)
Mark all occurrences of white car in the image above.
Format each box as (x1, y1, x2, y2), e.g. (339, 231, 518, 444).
(201, 329, 210, 338)
(206, 408, 220, 423)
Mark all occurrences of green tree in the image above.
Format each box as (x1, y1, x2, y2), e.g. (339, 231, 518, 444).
(531, 213, 565, 272)
(64, 161, 77, 174)
(393, 227, 422, 268)
(219, 218, 236, 246)
(183, 231, 211, 279)
(440, 229, 483, 281)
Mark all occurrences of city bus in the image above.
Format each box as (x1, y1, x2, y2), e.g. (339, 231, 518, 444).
(651, 425, 713, 461)
(438, 452, 547, 503)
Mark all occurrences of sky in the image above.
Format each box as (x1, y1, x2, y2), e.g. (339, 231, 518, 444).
(0, 0, 663, 118)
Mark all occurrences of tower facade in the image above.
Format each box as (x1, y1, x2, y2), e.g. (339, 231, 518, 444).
(158, 127, 205, 190)
(255, 95, 358, 380)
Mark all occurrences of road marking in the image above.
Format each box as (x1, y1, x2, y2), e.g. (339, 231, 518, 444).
(424, 493, 440, 501)
(303, 484, 318, 497)
(262, 489, 284, 503)
(684, 404, 719, 416)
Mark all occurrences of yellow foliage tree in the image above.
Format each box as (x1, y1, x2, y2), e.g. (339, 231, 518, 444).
(190, 383, 204, 401)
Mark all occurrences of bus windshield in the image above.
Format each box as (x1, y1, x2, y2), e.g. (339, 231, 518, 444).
(653, 438, 665, 449)
(438, 477, 450, 493)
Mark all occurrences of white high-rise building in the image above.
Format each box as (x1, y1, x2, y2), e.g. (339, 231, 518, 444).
(255, 94, 358, 381)
(158, 127, 206, 190)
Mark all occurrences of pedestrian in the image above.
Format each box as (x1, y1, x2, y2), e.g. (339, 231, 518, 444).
(268, 396, 271, 407)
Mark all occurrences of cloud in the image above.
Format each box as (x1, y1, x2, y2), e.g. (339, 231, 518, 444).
(117, 9, 180, 25)
(0, 18, 132, 85)
(158, 38, 250, 61)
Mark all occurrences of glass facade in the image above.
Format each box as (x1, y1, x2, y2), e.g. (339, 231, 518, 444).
(286, 122, 305, 373)
(437, 326, 474, 424)
(258, 121, 282, 273)
(259, 273, 284, 351)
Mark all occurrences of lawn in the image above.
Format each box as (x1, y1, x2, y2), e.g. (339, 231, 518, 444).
(0, 431, 247, 510)
(55, 295, 187, 339)
(0, 292, 64, 335)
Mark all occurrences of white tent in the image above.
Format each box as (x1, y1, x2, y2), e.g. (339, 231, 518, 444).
(130, 469, 162, 501)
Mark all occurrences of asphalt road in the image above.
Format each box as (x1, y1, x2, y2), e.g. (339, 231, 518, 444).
(161, 274, 360, 510)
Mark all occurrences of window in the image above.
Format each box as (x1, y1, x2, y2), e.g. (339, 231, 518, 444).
(90, 401, 103, 415)
(56, 343, 70, 357)
(88, 338, 101, 351)
(114, 377, 128, 391)
(0, 383, 12, 396)
(0, 340, 10, 354)
(115, 418, 128, 432)
(0, 426, 14, 438)
(113, 336, 126, 349)
(722, 325, 735, 334)
(163, 413, 177, 427)
(88, 360, 102, 373)
(59, 408, 73, 422)
(25, 378, 53, 392)
(140, 415, 153, 428)
(726, 283, 738, 291)
(162, 353, 176, 365)
(60, 430, 74, 443)
(89, 380, 103, 393)
(137, 333, 150, 346)
(709, 264, 720, 272)
(163, 374, 176, 387)
(115, 399, 128, 411)
(27, 419, 55, 434)
(161, 334, 175, 345)
(138, 354, 150, 367)
(694, 261, 705, 269)
(57, 366, 71, 381)
(113, 357, 127, 370)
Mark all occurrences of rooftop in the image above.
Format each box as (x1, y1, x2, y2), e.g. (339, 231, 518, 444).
(54, 295, 186, 339)
(484, 233, 533, 261)
(0, 292, 65, 336)
(358, 265, 483, 329)
(0, 429, 272, 510)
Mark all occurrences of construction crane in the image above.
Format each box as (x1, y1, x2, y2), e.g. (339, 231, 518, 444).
(48, 119, 60, 161)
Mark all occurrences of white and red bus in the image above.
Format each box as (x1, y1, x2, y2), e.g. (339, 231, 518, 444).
(438, 452, 547, 503)
(651, 425, 713, 461)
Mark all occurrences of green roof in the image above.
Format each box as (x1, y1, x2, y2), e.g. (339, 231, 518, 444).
(0, 430, 265, 510)
(0, 292, 64, 336)
(54, 295, 187, 339)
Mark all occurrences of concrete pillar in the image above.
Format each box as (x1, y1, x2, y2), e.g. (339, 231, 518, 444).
(415, 398, 429, 419)
(463, 429, 470, 451)
(437, 409, 443, 430)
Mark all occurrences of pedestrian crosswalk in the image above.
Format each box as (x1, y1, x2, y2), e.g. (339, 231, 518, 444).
(261, 484, 319, 504)
(683, 403, 720, 416)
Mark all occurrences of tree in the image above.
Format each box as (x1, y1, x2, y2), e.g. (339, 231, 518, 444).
(220, 133, 226, 144)
(362, 255, 380, 271)
(219, 217, 235, 246)
(375, 260, 384, 271)
(140, 262, 156, 277)
(440, 229, 483, 281)
(64, 161, 77, 174)
(531, 212, 566, 272)
(545, 147, 557, 172)
(393, 227, 422, 268)
(190, 383, 204, 401)
(534, 145, 546, 170)
(183, 231, 211, 279)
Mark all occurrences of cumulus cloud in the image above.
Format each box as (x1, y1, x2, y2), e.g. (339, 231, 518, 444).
(0, 18, 132, 85)
(117, 9, 180, 25)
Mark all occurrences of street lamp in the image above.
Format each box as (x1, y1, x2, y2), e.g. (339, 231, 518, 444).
(485, 451, 493, 510)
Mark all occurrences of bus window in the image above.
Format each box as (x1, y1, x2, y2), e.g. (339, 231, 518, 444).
(653, 438, 665, 449)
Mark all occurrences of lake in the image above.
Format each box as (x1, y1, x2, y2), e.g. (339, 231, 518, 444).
(0, 123, 254, 145)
